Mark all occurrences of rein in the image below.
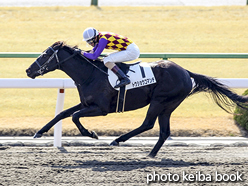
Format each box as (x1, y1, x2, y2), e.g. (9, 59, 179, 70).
(81, 55, 109, 76)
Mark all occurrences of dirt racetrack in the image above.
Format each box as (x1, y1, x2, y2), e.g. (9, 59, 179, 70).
(0, 146, 247, 186)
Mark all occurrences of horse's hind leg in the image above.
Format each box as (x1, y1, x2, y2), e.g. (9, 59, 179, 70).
(110, 101, 161, 145)
(34, 103, 82, 138)
(148, 113, 170, 158)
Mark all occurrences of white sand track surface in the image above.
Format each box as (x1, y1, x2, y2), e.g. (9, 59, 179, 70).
(0, 146, 247, 185)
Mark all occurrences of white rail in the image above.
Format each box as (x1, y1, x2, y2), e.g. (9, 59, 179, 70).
(0, 78, 248, 147)
(0, 78, 76, 88)
(0, 78, 75, 147)
(1, 78, 248, 89)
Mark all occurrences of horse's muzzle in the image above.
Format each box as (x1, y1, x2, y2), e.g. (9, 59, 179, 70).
(26, 68, 36, 79)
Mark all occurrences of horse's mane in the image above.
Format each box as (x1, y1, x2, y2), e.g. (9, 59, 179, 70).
(52, 41, 80, 53)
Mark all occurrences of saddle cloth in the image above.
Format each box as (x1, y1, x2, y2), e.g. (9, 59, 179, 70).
(108, 62, 156, 90)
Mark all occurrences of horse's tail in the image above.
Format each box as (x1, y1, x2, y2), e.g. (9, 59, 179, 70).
(186, 70, 248, 113)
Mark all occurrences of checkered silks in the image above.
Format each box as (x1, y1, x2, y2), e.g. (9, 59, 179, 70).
(99, 32, 133, 51)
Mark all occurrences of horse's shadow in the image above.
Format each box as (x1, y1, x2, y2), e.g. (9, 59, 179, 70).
(55, 147, 212, 172)
(69, 158, 212, 172)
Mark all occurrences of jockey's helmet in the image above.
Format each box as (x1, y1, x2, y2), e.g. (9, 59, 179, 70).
(83, 27, 99, 43)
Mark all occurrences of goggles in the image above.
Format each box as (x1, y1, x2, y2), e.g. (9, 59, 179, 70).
(87, 37, 95, 45)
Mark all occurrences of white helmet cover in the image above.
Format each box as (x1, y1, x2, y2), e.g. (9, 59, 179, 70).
(83, 27, 99, 41)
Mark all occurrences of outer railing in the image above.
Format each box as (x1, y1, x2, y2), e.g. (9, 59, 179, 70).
(1, 52, 248, 59)
(0, 52, 247, 147)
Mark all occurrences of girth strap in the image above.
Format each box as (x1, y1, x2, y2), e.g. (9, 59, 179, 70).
(116, 86, 127, 113)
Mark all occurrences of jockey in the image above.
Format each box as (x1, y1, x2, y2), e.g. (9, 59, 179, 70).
(81, 27, 140, 88)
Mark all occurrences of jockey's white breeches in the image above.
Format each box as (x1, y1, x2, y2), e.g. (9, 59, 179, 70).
(103, 43, 140, 65)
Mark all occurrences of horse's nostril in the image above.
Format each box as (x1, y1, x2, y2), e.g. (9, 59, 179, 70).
(26, 69, 32, 76)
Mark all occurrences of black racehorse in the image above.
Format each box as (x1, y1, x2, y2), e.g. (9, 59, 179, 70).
(26, 41, 248, 157)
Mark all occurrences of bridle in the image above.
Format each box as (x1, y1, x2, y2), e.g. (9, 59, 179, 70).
(35, 47, 60, 75)
(35, 46, 79, 75)
(34, 46, 108, 76)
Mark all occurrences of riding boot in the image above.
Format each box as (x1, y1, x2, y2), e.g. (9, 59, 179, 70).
(111, 65, 130, 88)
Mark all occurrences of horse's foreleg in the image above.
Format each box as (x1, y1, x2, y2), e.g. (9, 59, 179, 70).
(34, 103, 82, 138)
(148, 113, 170, 158)
(71, 105, 105, 139)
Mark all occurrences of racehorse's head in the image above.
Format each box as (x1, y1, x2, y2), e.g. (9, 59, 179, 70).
(26, 41, 63, 79)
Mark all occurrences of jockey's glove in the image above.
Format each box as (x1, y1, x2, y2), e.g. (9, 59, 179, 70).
(74, 48, 82, 54)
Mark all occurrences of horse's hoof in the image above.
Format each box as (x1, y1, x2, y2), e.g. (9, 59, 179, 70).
(110, 140, 119, 146)
(147, 153, 156, 158)
(91, 131, 98, 139)
(33, 133, 42, 138)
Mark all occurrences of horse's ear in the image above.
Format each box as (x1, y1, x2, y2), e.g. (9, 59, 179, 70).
(53, 41, 64, 49)
(58, 41, 64, 48)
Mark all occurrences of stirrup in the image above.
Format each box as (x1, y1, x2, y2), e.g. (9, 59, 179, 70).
(114, 78, 130, 88)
